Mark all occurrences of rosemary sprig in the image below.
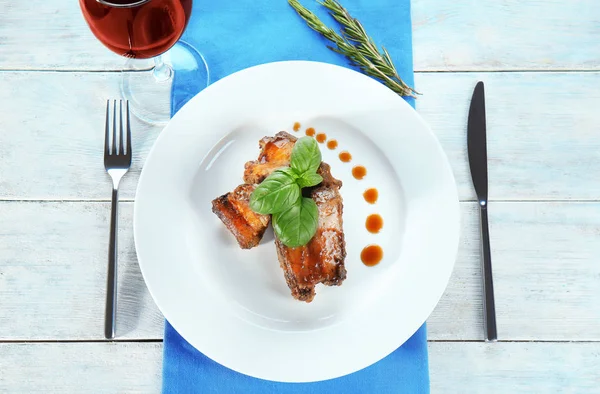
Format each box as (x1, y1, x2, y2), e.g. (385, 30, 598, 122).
(288, 0, 418, 98)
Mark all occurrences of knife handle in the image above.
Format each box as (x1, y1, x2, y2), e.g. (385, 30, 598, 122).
(480, 205, 498, 342)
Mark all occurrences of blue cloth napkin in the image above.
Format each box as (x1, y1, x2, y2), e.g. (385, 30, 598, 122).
(165, 1, 428, 393)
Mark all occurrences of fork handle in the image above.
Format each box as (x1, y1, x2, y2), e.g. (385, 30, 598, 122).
(480, 205, 498, 342)
(105, 187, 119, 339)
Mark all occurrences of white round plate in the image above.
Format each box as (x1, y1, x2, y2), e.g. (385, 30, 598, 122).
(134, 60, 459, 383)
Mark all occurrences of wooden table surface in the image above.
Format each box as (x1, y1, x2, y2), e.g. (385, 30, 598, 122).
(1, 0, 599, 392)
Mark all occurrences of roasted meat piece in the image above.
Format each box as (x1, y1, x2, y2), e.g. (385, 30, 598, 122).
(213, 132, 347, 302)
(274, 163, 346, 302)
(316, 162, 343, 189)
(211, 184, 270, 249)
(243, 131, 297, 184)
(212, 131, 296, 249)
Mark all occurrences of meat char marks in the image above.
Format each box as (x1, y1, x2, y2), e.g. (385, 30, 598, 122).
(211, 184, 270, 249)
(211, 131, 347, 302)
(275, 163, 346, 303)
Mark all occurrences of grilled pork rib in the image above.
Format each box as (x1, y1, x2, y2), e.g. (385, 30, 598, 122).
(243, 131, 297, 184)
(211, 184, 270, 249)
(212, 132, 347, 302)
(275, 163, 346, 302)
(212, 131, 296, 249)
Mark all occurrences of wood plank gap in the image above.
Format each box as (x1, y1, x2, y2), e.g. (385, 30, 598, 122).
(2, 339, 598, 344)
(0, 68, 154, 74)
(427, 339, 600, 343)
(415, 69, 600, 74)
(0, 69, 598, 75)
(0, 339, 163, 344)
(2, 199, 600, 203)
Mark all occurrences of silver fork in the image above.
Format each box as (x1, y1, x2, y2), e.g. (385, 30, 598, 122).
(104, 100, 132, 339)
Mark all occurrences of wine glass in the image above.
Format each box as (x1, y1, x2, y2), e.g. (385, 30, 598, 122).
(79, 0, 209, 124)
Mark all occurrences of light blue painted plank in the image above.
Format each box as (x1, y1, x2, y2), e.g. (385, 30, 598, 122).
(430, 342, 600, 393)
(415, 71, 600, 200)
(413, 0, 600, 71)
(1, 71, 599, 201)
(0, 342, 597, 392)
(0, 0, 599, 70)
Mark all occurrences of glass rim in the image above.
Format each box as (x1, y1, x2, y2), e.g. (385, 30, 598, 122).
(96, 0, 152, 7)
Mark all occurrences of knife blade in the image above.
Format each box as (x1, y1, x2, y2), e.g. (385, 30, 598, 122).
(467, 81, 498, 342)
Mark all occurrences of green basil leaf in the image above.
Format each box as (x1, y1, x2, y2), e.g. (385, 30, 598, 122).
(273, 197, 319, 247)
(278, 166, 301, 179)
(290, 136, 322, 176)
(296, 172, 323, 189)
(283, 166, 302, 180)
(249, 169, 301, 214)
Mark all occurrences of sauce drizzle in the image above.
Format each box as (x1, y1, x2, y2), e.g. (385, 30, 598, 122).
(299, 124, 383, 267)
(365, 214, 383, 233)
(363, 188, 378, 204)
(352, 165, 367, 180)
(339, 151, 352, 163)
(361, 245, 383, 266)
(316, 133, 327, 143)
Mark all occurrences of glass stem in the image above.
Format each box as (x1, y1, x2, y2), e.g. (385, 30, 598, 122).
(153, 55, 173, 83)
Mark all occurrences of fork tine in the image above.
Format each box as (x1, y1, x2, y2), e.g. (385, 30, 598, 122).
(119, 100, 124, 155)
(126, 100, 132, 157)
(112, 100, 117, 155)
(105, 100, 110, 156)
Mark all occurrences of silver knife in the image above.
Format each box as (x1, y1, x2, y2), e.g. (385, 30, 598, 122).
(467, 81, 498, 342)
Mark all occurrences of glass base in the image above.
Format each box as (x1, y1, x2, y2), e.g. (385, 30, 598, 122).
(121, 41, 209, 125)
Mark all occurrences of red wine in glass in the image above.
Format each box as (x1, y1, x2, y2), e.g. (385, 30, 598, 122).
(79, 0, 208, 124)
(80, 0, 193, 59)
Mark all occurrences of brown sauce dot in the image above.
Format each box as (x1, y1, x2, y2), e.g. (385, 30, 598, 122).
(316, 133, 327, 143)
(361, 245, 383, 267)
(293, 122, 301, 132)
(339, 151, 352, 163)
(327, 139, 338, 150)
(306, 127, 315, 137)
(366, 214, 383, 233)
(363, 188, 378, 204)
(352, 165, 367, 180)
